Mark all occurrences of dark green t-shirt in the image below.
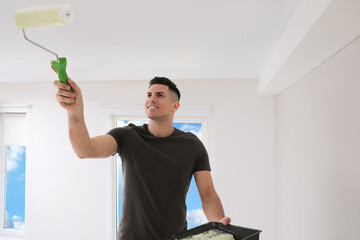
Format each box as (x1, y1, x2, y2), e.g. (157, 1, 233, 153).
(107, 124, 211, 240)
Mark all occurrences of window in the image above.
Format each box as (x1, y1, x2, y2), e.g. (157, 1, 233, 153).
(4, 145, 26, 231)
(0, 105, 29, 238)
(115, 119, 207, 231)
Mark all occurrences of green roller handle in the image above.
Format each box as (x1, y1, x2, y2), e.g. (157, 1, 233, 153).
(51, 57, 74, 104)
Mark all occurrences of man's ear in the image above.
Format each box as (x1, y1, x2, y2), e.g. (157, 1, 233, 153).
(172, 102, 180, 112)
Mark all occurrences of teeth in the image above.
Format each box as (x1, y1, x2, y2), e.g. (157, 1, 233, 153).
(149, 106, 157, 109)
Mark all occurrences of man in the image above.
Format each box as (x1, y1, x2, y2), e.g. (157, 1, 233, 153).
(54, 77, 231, 239)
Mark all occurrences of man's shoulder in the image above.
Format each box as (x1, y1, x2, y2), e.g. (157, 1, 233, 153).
(173, 128, 202, 143)
(108, 123, 146, 136)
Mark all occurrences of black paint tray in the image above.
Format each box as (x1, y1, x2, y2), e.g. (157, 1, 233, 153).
(167, 222, 261, 240)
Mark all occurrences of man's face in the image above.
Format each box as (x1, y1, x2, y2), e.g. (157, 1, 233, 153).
(145, 84, 179, 120)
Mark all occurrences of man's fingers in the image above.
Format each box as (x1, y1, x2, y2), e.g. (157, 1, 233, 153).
(220, 217, 231, 225)
(54, 78, 80, 105)
(56, 92, 75, 103)
(67, 78, 81, 93)
(55, 84, 76, 104)
(54, 80, 71, 91)
(57, 88, 76, 98)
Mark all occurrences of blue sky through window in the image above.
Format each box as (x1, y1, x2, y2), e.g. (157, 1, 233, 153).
(5, 145, 26, 231)
(116, 121, 205, 230)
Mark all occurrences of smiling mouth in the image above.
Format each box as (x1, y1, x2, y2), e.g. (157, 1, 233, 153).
(147, 106, 159, 109)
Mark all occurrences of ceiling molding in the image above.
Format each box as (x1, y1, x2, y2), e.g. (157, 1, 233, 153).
(258, 0, 360, 96)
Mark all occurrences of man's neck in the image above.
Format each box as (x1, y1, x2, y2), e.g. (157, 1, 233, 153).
(148, 120, 174, 137)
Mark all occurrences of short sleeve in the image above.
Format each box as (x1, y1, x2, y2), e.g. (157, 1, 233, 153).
(193, 138, 211, 172)
(107, 124, 134, 154)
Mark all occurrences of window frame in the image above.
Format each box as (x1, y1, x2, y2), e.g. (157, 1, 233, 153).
(0, 105, 30, 239)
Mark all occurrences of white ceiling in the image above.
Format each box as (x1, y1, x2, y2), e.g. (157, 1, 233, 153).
(1, 0, 301, 83)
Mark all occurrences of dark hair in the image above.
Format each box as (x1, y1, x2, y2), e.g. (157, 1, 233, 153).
(149, 77, 181, 101)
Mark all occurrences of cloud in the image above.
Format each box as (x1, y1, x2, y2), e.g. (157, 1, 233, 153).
(179, 124, 203, 140)
(117, 120, 148, 127)
(19, 173, 26, 181)
(6, 159, 18, 172)
(6, 145, 25, 172)
(12, 215, 22, 221)
(5, 212, 25, 231)
(187, 208, 204, 227)
(13, 221, 25, 231)
(5, 211, 14, 229)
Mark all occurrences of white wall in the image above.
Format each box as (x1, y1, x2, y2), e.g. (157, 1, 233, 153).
(276, 36, 360, 240)
(0, 79, 275, 240)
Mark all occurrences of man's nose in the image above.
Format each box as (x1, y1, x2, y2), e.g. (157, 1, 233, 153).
(149, 95, 156, 102)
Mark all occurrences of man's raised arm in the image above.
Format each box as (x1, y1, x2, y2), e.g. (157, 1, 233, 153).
(54, 78, 117, 159)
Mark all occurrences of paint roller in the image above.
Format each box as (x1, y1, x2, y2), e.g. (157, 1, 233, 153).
(14, 4, 74, 103)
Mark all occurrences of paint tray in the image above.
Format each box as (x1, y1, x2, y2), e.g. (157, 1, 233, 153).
(167, 222, 261, 240)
